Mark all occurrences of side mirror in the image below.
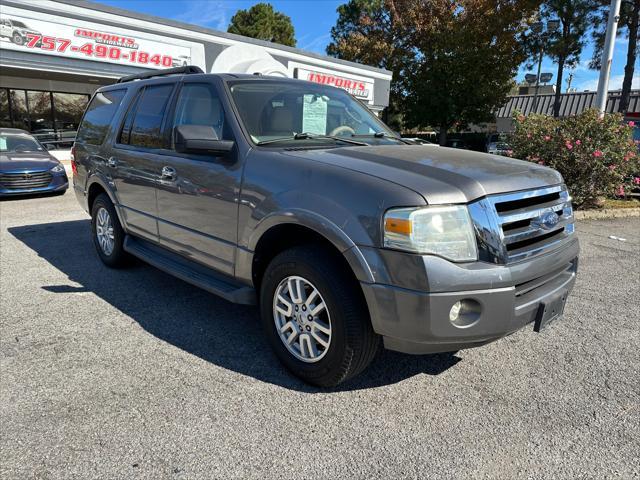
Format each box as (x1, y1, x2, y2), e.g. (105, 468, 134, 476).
(174, 125, 234, 156)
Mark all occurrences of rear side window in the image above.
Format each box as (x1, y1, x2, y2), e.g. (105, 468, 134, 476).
(76, 89, 126, 145)
(125, 84, 174, 149)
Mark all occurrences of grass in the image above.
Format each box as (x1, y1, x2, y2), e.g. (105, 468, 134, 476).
(603, 198, 640, 209)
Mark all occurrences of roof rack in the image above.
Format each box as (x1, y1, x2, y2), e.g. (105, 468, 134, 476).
(116, 66, 204, 84)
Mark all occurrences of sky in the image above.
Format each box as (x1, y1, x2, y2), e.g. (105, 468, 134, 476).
(97, 0, 637, 92)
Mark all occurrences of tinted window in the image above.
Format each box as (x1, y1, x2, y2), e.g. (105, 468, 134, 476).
(76, 89, 126, 145)
(9, 90, 28, 130)
(27, 91, 53, 141)
(52, 93, 89, 139)
(172, 83, 225, 141)
(128, 84, 173, 149)
(118, 90, 142, 145)
(0, 89, 10, 128)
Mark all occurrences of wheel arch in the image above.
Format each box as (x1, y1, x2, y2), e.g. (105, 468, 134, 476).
(240, 212, 375, 291)
(86, 176, 125, 227)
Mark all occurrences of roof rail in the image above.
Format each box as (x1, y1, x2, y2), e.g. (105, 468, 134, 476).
(116, 65, 204, 84)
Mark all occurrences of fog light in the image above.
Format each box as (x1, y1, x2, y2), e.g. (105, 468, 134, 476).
(449, 301, 462, 322)
(449, 299, 481, 328)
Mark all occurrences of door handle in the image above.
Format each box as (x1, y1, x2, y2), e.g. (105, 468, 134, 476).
(106, 157, 118, 168)
(161, 166, 177, 180)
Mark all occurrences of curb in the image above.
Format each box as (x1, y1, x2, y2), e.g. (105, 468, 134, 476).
(575, 208, 640, 220)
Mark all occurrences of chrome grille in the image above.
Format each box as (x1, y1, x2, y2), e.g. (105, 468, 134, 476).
(0, 171, 53, 190)
(469, 185, 576, 264)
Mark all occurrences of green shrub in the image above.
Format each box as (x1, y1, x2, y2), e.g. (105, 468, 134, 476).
(511, 109, 639, 208)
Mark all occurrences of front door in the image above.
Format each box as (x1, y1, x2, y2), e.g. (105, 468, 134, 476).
(155, 80, 241, 276)
(111, 83, 176, 242)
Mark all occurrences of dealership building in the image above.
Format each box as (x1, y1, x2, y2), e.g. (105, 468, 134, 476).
(0, 0, 392, 148)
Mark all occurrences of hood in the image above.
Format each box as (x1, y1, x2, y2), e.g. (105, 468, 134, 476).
(0, 152, 59, 172)
(283, 145, 563, 204)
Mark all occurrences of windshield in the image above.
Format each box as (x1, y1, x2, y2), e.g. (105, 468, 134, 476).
(12, 21, 29, 28)
(228, 80, 398, 147)
(0, 133, 45, 153)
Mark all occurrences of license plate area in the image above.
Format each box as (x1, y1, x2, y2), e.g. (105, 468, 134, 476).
(533, 292, 567, 332)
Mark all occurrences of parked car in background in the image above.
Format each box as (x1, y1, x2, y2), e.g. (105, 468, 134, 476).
(488, 141, 513, 157)
(486, 133, 511, 153)
(0, 128, 68, 197)
(73, 67, 579, 387)
(446, 138, 469, 149)
(403, 137, 438, 145)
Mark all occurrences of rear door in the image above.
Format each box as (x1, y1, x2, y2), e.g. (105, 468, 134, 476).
(110, 83, 176, 242)
(155, 79, 241, 275)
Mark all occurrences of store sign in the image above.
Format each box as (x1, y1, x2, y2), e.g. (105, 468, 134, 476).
(0, 9, 197, 70)
(294, 67, 374, 103)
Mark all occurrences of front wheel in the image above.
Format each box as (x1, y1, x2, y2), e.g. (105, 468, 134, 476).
(11, 33, 24, 45)
(260, 246, 379, 387)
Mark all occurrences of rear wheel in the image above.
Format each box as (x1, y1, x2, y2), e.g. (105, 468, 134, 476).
(260, 246, 379, 387)
(91, 193, 130, 268)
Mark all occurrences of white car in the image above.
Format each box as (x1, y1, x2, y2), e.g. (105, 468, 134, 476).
(0, 17, 41, 46)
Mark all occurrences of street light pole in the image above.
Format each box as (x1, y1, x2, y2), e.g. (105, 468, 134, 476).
(595, 0, 622, 116)
(532, 45, 544, 113)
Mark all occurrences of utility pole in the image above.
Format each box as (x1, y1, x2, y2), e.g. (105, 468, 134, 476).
(566, 71, 573, 93)
(595, 0, 622, 116)
(532, 46, 544, 113)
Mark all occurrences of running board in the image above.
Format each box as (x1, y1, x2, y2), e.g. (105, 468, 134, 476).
(124, 236, 256, 305)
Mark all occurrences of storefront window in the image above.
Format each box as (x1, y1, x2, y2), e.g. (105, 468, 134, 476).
(52, 93, 89, 144)
(0, 88, 89, 148)
(27, 91, 54, 142)
(9, 90, 29, 131)
(0, 90, 11, 128)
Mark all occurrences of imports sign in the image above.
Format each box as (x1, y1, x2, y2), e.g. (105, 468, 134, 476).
(293, 66, 374, 103)
(0, 8, 202, 70)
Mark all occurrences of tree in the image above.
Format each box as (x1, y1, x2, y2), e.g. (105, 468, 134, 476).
(326, 0, 410, 130)
(399, 0, 539, 144)
(591, 0, 640, 113)
(327, 0, 538, 143)
(542, 0, 597, 117)
(227, 3, 296, 47)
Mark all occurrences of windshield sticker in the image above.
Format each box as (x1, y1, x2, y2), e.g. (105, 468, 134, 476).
(0, 137, 6, 151)
(302, 94, 328, 135)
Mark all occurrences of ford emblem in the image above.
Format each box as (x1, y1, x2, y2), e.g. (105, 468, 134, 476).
(534, 211, 559, 230)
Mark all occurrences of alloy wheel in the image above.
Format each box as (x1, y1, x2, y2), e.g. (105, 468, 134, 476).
(95, 207, 115, 256)
(273, 275, 332, 363)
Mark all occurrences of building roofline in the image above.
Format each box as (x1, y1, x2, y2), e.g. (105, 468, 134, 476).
(50, 0, 392, 77)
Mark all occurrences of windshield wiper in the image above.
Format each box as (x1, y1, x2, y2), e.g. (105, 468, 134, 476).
(257, 132, 368, 146)
(351, 132, 412, 144)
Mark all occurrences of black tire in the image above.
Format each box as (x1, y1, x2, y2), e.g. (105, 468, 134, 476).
(11, 33, 24, 45)
(260, 245, 379, 387)
(90, 193, 130, 268)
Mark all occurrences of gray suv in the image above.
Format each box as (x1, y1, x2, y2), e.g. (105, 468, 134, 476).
(73, 66, 579, 386)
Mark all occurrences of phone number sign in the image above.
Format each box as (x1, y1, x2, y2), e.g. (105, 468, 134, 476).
(0, 10, 194, 70)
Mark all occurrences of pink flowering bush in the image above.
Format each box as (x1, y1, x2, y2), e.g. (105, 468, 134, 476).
(511, 109, 640, 208)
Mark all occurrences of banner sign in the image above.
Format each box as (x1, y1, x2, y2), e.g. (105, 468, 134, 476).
(293, 66, 375, 103)
(0, 8, 202, 70)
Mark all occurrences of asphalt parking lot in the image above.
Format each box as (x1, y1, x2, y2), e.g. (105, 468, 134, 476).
(1, 190, 639, 480)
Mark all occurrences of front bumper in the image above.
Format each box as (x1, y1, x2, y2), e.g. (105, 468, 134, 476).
(0, 173, 68, 196)
(359, 237, 579, 354)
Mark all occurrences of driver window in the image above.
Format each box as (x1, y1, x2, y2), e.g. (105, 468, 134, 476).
(172, 83, 226, 143)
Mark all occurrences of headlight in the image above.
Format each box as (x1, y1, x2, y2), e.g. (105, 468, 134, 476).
(51, 164, 65, 173)
(383, 205, 478, 261)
